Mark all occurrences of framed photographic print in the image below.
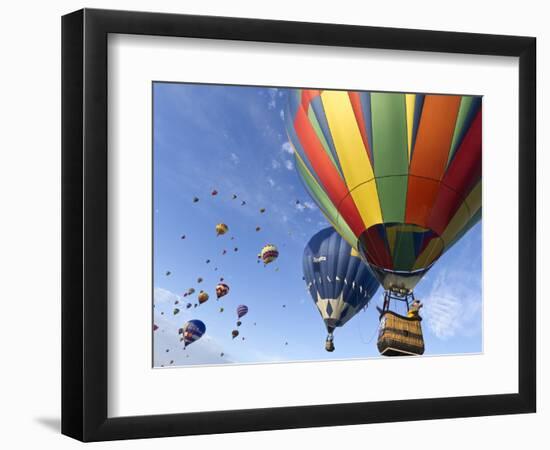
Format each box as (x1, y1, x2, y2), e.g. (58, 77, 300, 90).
(62, 8, 536, 442)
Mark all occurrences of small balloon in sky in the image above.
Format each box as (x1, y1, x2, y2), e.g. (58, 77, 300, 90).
(215, 223, 228, 236)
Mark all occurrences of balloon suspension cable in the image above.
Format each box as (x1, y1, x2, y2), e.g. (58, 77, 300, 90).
(381, 288, 415, 316)
(357, 316, 380, 345)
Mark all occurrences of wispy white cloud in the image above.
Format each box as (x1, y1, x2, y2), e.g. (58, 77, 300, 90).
(279, 109, 285, 121)
(267, 177, 276, 188)
(230, 152, 239, 165)
(281, 141, 294, 154)
(267, 88, 278, 110)
(284, 160, 294, 171)
(295, 200, 317, 213)
(422, 269, 482, 340)
(271, 159, 281, 169)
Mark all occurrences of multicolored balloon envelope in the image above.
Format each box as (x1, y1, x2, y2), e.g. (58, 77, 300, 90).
(303, 227, 380, 350)
(287, 90, 482, 291)
(181, 320, 206, 347)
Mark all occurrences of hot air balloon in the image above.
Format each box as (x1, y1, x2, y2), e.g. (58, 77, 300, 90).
(231, 329, 239, 339)
(197, 277, 203, 283)
(237, 304, 248, 319)
(186, 303, 192, 309)
(211, 189, 218, 196)
(173, 308, 180, 315)
(198, 290, 209, 304)
(303, 227, 380, 351)
(287, 89, 481, 355)
(215, 223, 228, 236)
(181, 320, 206, 347)
(259, 244, 279, 265)
(153, 324, 159, 331)
(193, 197, 199, 203)
(260, 208, 266, 213)
(236, 321, 242, 327)
(216, 283, 230, 299)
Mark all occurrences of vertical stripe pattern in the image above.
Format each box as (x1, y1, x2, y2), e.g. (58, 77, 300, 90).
(286, 89, 482, 291)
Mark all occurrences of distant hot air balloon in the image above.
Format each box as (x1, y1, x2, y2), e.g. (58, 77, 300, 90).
(236, 321, 242, 327)
(186, 303, 192, 309)
(197, 277, 203, 283)
(187, 288, 195, 295)
(259, 244, 279, 265)
(260, 208, 266, 213)
(216, 283, 230, 299)
(153, 324, 159, 331)
(173, 308, 180, 315)
(215, 223, 228, 236)
(236, 304, 248, 319)
(211, 189, 218, 196)
(232, 194, 238, 199)
(287, 89, 481, 355)
(231, 329, 239, 339)
(181, 320, 206, 347)
(198, 291, 209, 304)
(303, 227, 380, 352)
(193, 197, 199, 203)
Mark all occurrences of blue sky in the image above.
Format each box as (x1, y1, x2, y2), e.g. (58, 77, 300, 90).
(152, 82, 482, 368)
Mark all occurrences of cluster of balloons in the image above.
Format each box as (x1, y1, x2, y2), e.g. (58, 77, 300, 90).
(164, 89, 482, 358)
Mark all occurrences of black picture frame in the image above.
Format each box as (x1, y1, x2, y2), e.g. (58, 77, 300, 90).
(62, 8, 536, 442)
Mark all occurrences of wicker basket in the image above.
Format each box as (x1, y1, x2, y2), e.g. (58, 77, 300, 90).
(377, 311, 425, 356)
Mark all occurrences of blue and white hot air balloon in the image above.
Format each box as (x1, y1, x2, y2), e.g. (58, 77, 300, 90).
(303, 227, 380, 352)
(180, 320, 206, 348)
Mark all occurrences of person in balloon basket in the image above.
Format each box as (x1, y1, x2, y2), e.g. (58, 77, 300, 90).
(407, 300, 423, 318)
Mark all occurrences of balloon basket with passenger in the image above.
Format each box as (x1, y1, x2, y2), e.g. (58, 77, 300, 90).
(376, 288, 424, 357)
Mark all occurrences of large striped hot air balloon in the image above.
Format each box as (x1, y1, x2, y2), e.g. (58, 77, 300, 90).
(286, 89, 481, 293)
(181, 320, 206, 348)
(303, 227, 380, 351)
